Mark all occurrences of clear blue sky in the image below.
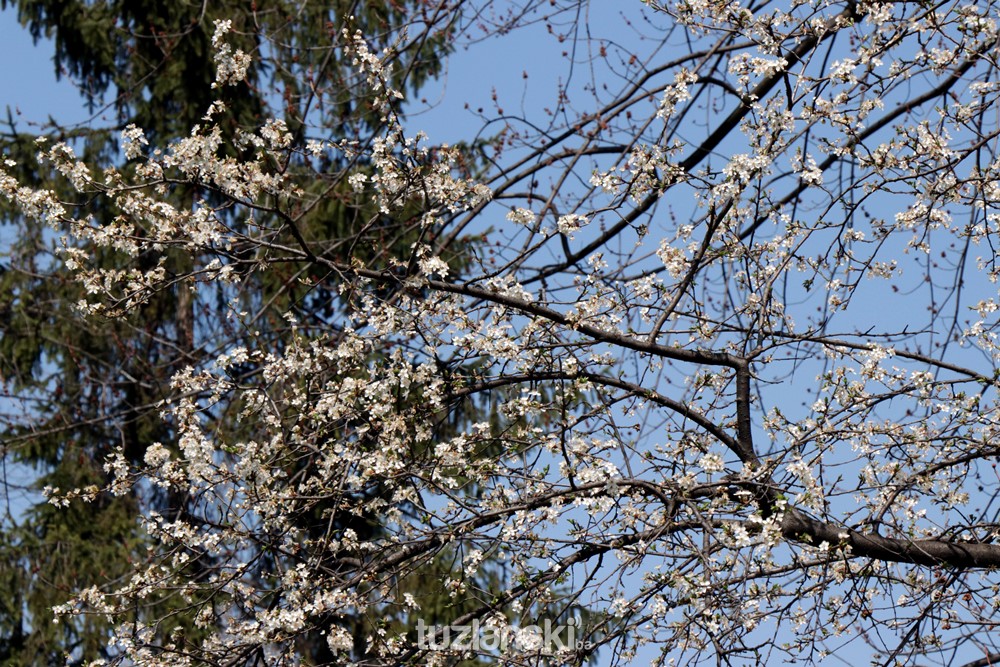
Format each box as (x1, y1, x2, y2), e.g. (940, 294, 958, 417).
(0, 12, 102, 128)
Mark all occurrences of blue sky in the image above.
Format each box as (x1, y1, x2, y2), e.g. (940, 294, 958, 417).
(0, 11, 101, 128)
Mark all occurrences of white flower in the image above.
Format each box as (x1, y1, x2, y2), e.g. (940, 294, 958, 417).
(418, 255, 449, 278)
(657, 240, 688, 278)
(211, 19, 232, 47)
(507, 207, 536, 226)
(143, 443, 171, 468)
(327, 627, 353, 652)
(348, 172, 368, 191)
(260, 119, 292, 149)
(121, 125, 148, 160)
(609, 596, 630, 618)
(698, 453, 725, 473)
(557, 213, 588, 238)
(657, 68, 698, 119)
(590, 169, 621, 194)
(212, 21, 251, 88)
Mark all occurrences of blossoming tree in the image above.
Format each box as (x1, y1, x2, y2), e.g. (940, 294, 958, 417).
(5, 0, 1000, 665)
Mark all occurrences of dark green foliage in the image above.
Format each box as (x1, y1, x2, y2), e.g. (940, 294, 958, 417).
(0, 2, 457, 663)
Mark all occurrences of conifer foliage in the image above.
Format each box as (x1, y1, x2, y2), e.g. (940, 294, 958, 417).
(0, 1, 459, 664)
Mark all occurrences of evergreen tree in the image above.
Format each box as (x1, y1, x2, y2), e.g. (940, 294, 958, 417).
(0, 2, 465, 663)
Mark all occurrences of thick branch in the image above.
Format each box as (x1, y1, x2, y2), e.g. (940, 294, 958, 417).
(957, 654, 1000, 667)
(781, 508, 1000, 568)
